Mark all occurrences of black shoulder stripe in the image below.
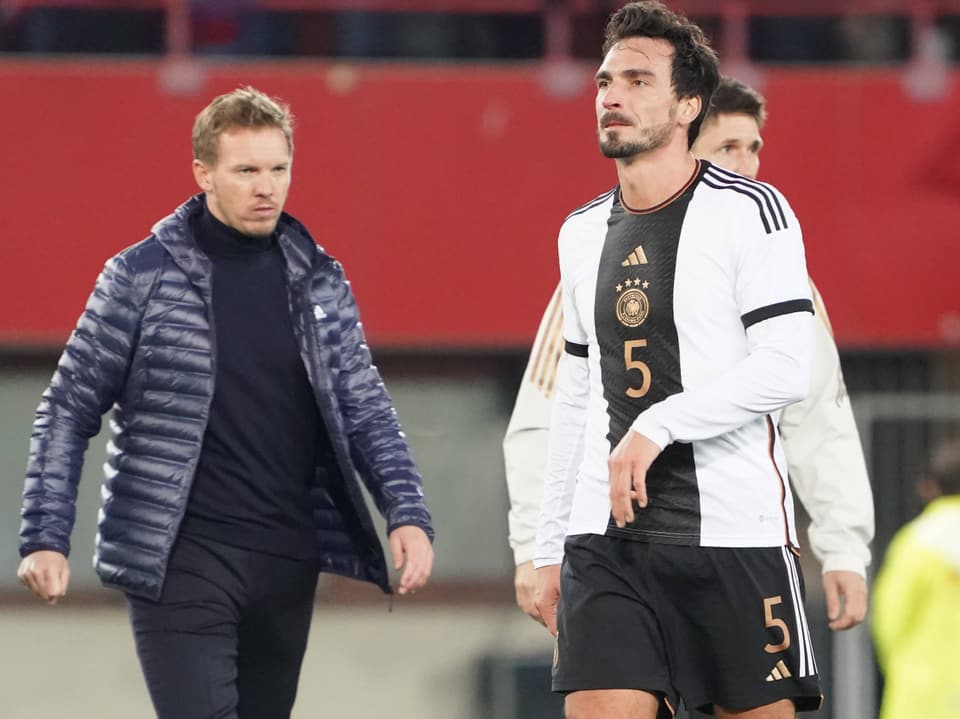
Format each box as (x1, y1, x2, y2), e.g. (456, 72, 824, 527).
(710, 165, 788, 229)
(564, 187, 617, 222)
(741, 299, 814, 329)
(704, 168, 783, 232)
(564, 340, 589, 357)
(708, 166, 788, 230)
(702, 177, 772, 234)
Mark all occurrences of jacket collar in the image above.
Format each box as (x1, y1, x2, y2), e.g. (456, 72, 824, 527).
(151, 194, 324, 291)
(151, 195, 211, 293)
(276, 215, 319, 286)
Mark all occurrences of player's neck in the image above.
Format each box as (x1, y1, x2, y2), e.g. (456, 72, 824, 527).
(616, 145, 697, 211)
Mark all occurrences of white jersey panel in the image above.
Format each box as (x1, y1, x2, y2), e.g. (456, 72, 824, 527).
(555, 191, 620, 540)
(673, 177, 801, 547)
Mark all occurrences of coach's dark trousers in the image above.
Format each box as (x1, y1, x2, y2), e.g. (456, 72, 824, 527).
(126, 534, 319, 719)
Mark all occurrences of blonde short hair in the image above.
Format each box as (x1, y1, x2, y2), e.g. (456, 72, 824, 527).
(192, 86, 294, 165)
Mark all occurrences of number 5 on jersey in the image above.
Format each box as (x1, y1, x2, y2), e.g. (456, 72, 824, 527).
(624, 339, 651, 398)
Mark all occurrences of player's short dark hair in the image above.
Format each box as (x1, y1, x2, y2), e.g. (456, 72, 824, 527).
(602, 1, 720, 147)
(707, 76, 768, 129)
(925, 439, 960, 496)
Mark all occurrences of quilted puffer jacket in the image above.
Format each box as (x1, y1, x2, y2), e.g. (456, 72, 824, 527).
(20, 195, 433, 600)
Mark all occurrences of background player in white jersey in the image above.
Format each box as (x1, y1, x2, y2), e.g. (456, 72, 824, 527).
(529, 3, 821, 717)
(504, 77, 873, 640)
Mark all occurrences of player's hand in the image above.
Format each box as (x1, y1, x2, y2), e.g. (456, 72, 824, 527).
(823, 570, 868, 631)
(388, 525, 434, 596)
(514, 561, 542, 623)
(17, 550, 70, 606)
(534, 564, 562, 636)
(608, 430, 662, 527)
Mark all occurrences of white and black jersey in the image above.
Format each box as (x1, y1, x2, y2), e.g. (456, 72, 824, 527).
(535, 161, 815, 565)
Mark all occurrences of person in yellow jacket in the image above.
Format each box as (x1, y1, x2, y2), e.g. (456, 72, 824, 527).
(872, 439, 960, 719)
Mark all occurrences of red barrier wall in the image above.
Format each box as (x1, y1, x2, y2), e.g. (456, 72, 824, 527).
(2, 60, 957, 349)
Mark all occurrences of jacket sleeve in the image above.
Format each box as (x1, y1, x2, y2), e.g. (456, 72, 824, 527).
(779, 284, 873, 576)
(20, 254, 143, 558)
(503, 284, 562, 565)
(332, 265, 434, 540)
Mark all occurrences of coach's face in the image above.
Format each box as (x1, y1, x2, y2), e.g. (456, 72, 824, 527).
(595, 36, 698, 160)
(192, 126, 292, 238)
(692, 112, 763, 179)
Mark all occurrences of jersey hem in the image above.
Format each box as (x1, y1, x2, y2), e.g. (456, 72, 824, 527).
(598, 526, 800, 548)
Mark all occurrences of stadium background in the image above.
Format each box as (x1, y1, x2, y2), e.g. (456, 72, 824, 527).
(1, 1, 958, 717)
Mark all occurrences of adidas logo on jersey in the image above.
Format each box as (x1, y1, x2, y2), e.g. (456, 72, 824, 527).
(765, 660, 793, 682)
(621, 245, 648, 266)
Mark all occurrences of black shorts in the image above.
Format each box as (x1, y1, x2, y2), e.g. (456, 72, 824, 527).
(553, 534, 823, 715)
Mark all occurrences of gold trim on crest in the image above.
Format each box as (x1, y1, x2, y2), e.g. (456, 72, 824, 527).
(616, 288, 649, 327)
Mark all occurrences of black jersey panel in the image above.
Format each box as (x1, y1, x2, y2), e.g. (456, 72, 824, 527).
(594, 169, 706, 543)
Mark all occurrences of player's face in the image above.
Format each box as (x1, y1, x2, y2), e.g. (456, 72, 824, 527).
(192, 126, 292, 237)
(691, 113, 763, 179)
(595, 36, 682, 160)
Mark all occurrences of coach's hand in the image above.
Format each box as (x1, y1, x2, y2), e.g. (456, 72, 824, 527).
(534, 564, 562, 636)
(609, 430, 662, 528)
(389, 525, 434, 596)
(823, 570, 868, 631)
(18, 550, 70, 606)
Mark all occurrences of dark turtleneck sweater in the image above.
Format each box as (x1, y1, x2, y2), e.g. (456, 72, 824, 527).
(178, 205, 321, 560)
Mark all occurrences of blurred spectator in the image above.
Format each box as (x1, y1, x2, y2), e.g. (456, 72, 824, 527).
(840, 15, 909, 64)
(872, 438, 960, 719)
(333, 10, 390, 58)
(332, 11, 539, 60)
(2, 2, 164, 54)
(749, 16, 844, 63)
(0, 4, 947, 62)
(191, 0, 299, 55)
(190, 0, 245, 52)
(937, 14, 960, 62)
(0, 3, 540, 59)
(750, 14, 910, 64)
(333, 11, 456, 58)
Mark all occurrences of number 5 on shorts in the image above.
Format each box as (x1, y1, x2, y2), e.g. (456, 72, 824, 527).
(763, 596, 791, 653)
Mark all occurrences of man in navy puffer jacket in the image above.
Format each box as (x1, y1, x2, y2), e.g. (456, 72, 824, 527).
(17, 86, 434, 719)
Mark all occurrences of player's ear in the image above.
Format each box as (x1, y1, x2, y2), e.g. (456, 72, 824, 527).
(678, 95, 701, 125)
(192, 158, 213, 193)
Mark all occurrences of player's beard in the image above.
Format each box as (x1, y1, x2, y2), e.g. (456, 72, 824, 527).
(598, 106, 677, 160)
